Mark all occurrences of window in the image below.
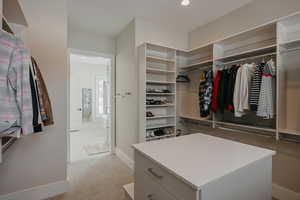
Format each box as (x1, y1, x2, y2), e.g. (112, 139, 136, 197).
(95, 77, 105, 117)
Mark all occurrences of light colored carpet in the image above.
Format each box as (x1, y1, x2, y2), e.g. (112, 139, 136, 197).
(83, 144, 109, 156)
(48, 154, 133, 200)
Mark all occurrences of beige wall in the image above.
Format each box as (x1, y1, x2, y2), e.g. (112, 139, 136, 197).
(0, 0, 67, 196)
(189, 0, 300, 49)
(135, 18, 189, 50)
(68, 29, 115, 55)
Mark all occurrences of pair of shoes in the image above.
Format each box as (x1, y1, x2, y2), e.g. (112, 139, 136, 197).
(176, 75, 190, 83)
(146, 111, 155, 117)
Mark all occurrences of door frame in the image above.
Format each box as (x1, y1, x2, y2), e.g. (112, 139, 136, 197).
(67, 48, 116, 164)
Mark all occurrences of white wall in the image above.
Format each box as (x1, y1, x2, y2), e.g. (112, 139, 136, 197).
(0, 0, 68, 198)
(189, 0, 300, 49)
(135, 18, 189, 50)
(68, 29, 115, 55)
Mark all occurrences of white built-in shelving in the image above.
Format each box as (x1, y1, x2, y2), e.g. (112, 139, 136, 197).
(139, 43, 177, 142)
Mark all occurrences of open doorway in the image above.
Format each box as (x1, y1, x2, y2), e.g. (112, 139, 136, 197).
(68, 49, 114, 162)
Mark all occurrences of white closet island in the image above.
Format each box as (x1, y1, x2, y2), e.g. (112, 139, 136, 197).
(128, 134, 275, 200)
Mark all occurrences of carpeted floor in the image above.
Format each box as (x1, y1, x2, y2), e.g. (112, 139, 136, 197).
(48, 155, 133, 200)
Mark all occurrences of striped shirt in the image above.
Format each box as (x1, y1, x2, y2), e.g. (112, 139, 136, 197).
(0, 30, 33, 136)
(257, 60, 275, 119)
(249, 63, 264, 111)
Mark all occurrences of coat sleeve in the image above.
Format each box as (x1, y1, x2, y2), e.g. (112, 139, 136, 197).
(9, 47, 33, 135)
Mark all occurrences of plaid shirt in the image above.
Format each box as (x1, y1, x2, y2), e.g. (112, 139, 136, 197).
(0, 30, 33, 136)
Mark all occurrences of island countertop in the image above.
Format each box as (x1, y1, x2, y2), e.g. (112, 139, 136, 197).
(133, 133, 276, 190)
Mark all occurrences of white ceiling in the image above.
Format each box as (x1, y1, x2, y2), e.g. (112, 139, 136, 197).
(68, 0, 253, 38)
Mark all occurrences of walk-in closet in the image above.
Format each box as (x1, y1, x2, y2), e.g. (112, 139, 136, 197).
(138, 12, 300, 142)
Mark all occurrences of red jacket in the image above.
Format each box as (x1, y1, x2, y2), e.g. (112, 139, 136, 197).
(212, 71, 222, 112)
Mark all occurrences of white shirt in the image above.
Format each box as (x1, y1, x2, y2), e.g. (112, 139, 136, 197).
(233, 63, 256, 117)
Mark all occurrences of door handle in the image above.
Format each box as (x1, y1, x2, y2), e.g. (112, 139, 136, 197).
(77, 108, 82, 111)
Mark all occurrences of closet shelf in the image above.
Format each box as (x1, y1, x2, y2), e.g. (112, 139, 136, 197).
(146, 80, 176, 85)
(279, 39, 300, 50)
(146, 124, 176, 130)
(146, 68, 176, 74)
(146, 104, 175, 108)
(146, 56, 175, 64)
(146, 133, 176, 141)
(214, 44, 277, 63)
(181, 59, 213, 70)
(147, 115, 176, 120)
(279, 129, 300, 136)
(146, 93, 175, 96)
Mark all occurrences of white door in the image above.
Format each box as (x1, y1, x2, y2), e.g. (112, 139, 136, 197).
(70, 72, 82, 130)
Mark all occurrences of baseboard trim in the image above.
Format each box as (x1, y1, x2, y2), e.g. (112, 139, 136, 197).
(115, 148, 134, 170)
(273, 183, 300, 200)
(0, 180, 68, 200)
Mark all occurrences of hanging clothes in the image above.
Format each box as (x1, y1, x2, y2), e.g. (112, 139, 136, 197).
(233, 63, 256, 117)
(257, 59, 275, 119)
(249, 63, 264, 111)
(31, 57, 54, 126)
(199, 70, 213, 117)
(199, 71, 206, 116)
(0, 30, 33, 136)
(29, 65, 43, 132)
(218, 69, 230, 113)
(225, 65, 240, 111)
(212, 71, 222, 113)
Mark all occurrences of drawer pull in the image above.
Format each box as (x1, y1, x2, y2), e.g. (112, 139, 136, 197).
(147, 194, 154, 200)
(147, 168, 163, 180)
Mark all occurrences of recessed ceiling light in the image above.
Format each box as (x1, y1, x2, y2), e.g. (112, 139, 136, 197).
(181, 0, 190, 6)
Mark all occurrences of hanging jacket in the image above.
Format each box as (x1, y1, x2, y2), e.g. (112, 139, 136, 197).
(31, 57, 54, 126)
(233, 63, 256, 117)
(257, 60, 275, 119)
(203, 69, 213, 116)
(226, 65, 240, 111)
(199, 70, 213, 117)
(29, 65, 43, 132)
(249, 63, 264, 111)
(218, 69, 230, 113)
(0, 30, 33, 136)
(199, 71, 206, 117)
(212, 71, 222, 112)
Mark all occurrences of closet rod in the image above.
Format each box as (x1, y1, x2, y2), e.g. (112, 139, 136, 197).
(184, 65, 212, 72)
(217, 52, 277, 66)
(280, 47, 300, 54)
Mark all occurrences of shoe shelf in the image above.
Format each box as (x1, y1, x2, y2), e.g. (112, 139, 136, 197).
(146, 93, 175, 96)
(146, 115, 176, 120)
(146, 133, 176, 141)
(146, 123, 176, 130)
(139, 43, 177, 143)
(146, 68, 176, 74)
(146, 104, 175, 108)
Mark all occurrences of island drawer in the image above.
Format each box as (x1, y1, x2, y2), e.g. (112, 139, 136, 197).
(135, 169, 178, 200)
(135, 150, 197, 200)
